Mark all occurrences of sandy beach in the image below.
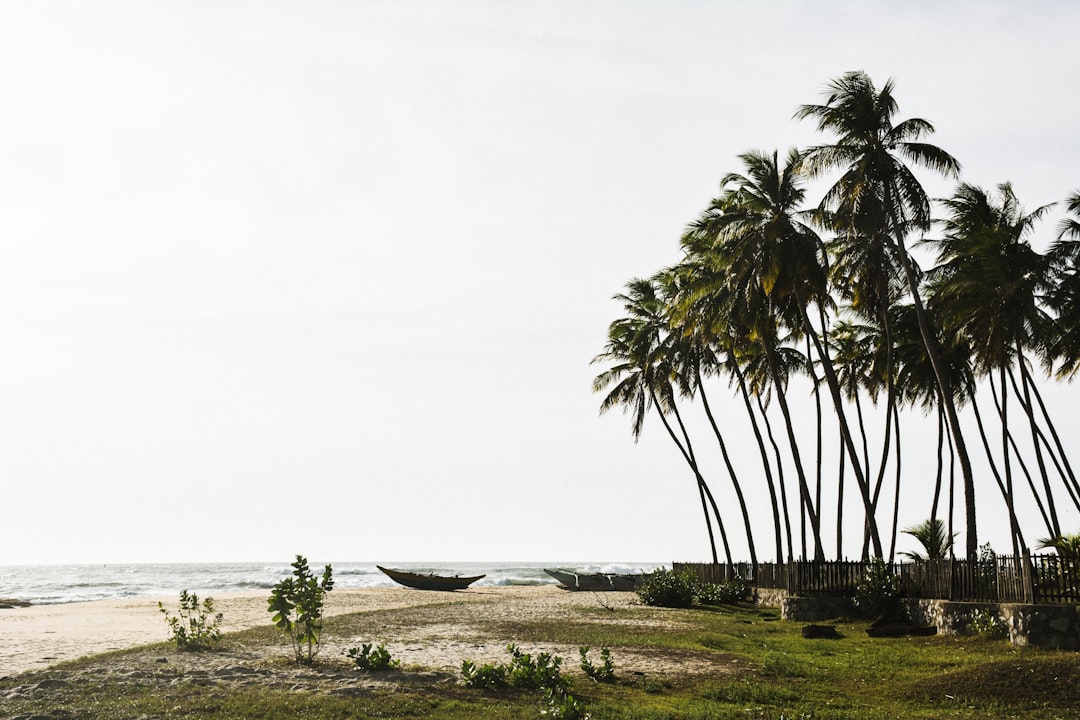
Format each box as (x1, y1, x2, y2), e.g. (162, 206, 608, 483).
(0, 585, 719, 681)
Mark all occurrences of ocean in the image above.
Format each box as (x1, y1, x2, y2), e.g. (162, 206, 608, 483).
(0, 561, 665, 605)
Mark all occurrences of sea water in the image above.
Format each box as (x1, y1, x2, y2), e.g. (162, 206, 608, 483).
(0, 561, 666, 605)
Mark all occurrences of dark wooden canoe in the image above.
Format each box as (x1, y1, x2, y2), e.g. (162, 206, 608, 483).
(377, 565, 485, 591)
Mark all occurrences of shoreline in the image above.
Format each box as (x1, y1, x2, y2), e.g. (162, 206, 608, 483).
(0, 585, 635, 677)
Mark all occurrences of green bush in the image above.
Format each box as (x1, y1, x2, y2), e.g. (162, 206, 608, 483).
(853, 559, 901, 619)
(697, 578, 751, 605)
(635, 568, 698, 608)
(346, 642, 400, 671)
(966, 608, 1008, 639)
(158, 590, 222, 650)
(267, 555, 334, 664)
(461, 644, 588, 718)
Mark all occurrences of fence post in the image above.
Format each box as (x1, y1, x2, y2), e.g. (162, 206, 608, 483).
(1021, 548, 1034, 604)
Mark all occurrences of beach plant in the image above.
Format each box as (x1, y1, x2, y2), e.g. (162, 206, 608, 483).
(966, 608, 1008, 639)
(346, 642, 400, 672)
(460, 659, 507, 689)
(696, 577, 751, 605)
(158, 590, 222, 650)
(853, 558, 901, 619)
(579, 646, 615, 683)
(267, 554, 334, 664)
(635, 568, 697, 608)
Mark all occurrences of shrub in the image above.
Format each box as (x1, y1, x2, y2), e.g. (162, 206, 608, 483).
(579, 646, 615, 683)
(267, 555, 334, 664)
(853, 559, 901, 619)
(697, 578, 751, 605)
(158, 590, 222, 650)
(635, 568, 698, 608)
(462, 644, 588, 717)
(966, 608, 1008, 639)
(346, 643, 400, 671)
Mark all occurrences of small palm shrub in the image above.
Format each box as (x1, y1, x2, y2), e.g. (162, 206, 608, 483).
(159, 590, 222, 650)
(636, 568, 698, 608)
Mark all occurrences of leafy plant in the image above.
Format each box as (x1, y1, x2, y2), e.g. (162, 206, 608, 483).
(579, 646, 615, 683)
(696, 578, 751, 605)
(346, 642, 400, 671)
(542, 685, 591, 720)
(462, 644, 588, 718)
(158, 590, 222, 650)
(635, 568, 697, 608)
(267, 555, 334, 664)
(966, 608, 1008, 639)
(900, 518, 956, 561)
(853, 558, 901, 619)
(460, 659, 507, 689)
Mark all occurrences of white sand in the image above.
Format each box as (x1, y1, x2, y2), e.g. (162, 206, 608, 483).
(0, 586, 653, 677)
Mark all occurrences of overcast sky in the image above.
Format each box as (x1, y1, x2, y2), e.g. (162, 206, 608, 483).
(2, 1, 1078, 565)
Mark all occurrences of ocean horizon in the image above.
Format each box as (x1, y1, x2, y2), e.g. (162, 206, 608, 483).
(0, 561, 668, 606)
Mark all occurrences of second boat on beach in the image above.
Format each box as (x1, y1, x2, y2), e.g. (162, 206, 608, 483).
(544, 568, 643, 591)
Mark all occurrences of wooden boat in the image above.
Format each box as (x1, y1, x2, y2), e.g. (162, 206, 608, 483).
(544, 568, 643, 591)
(377, 565, 485, 591)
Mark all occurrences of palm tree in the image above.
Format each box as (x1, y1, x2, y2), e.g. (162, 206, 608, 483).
(593, 278, 728, 564)
(900, 518, 956, 561)
(681, 148, 841, 560)
(926, 183, 1063, 539)
(795, 71, 980, 559)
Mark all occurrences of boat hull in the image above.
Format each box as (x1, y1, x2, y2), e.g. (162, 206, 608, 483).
(377, 566, 485, 591)
(544, 568, 642, 591)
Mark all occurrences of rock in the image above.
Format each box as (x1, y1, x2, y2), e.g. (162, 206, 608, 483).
(802, 624, 841, 639)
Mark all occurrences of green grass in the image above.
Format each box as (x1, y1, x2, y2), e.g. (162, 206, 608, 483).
(4, 602, 1080, 719)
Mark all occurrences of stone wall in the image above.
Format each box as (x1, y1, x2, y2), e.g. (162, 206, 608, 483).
(755, 590, 1080, 648)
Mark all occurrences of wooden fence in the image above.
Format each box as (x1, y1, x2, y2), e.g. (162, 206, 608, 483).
(673, 553, 1080, 604)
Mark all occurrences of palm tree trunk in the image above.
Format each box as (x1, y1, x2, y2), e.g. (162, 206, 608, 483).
(888, 401, 902, 563)
(731, 361, 785, 563)
(764, 342, 825, 561)
(758, 393, 796, 562)
(990, 375, 1055, 538)
(646, 386, 723, 564)
(796, 302, 884, 557)
(930, 403, 944, 523)
(970, 391, 1025, 557)
(1013, 341, 1061, 537)
(885, 205, 978, 559)
(1025, 373, 1080, 501)
(1009, 361, 1080, 514)
(696, 365, 759, 569)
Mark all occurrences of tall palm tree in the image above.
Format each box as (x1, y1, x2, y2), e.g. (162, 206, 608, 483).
(794, 71, 979, 559)
(593, 278, 727, 563)
(681, 148, 843, 560)
(926, 183, 1062, 539)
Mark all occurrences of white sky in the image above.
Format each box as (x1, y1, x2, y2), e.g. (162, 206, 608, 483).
(1, 1, 1078, 564)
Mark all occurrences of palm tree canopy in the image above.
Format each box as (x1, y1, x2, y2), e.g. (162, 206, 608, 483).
(795, 71, 960, 234)
(900, 518, 956, 561)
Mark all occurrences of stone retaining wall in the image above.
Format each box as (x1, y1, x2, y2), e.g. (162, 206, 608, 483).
(752, 589, 1080, 648)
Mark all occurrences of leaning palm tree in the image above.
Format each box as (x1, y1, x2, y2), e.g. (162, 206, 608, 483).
(592, 277, 728, 564)
(795, 71, 980, 559)
(925, 182, 1063, 541)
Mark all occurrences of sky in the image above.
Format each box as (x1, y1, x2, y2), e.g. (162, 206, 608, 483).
(1, 1, 1079, 565)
